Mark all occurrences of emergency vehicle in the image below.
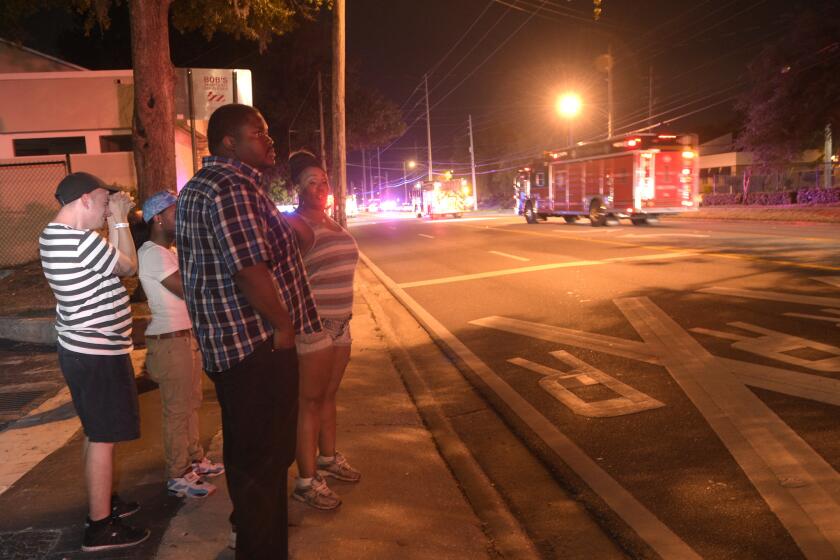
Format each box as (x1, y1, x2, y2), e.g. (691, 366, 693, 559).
(417, 179, 469, 218)
(516, 133, 699, 226)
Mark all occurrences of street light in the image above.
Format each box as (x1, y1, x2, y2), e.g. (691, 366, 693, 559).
(403, 160, 417, 204)
(556, 92, 582, 147)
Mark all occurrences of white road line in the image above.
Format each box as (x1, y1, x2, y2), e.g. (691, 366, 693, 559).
(619, 233, 710, 239)
(615, 297, 840, 559)
(470, 315, 840, 407)
(0, 387, 79, 496)
(488, 250, 530, 262)
(418, 234, 435, 239)
(360, 252, 701, 560)
(398, 251, 689, 289)
(699, 286, 840, 308)
(784, 312, 840, 326)
(812, 276, 840, 288)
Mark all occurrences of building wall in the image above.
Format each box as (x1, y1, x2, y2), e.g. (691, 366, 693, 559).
(0, 40, 85, 73)
(0, 71, 133, 134)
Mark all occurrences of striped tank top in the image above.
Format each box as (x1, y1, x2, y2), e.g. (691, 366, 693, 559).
(299, 213, 359, 320)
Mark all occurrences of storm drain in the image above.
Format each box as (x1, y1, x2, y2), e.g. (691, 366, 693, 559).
(0, 390, 46, 414)
(0, 529, 61, 559)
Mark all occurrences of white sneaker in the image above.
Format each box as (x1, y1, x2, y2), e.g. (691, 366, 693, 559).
(292, 475, 341, 510)
(317, 451, 361, 482)
(192, 456, 225, 478)
(167, 470, 216, 498)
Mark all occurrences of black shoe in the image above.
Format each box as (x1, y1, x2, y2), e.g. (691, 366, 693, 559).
(111, 494, 140, 518)
(82, 515, 150, 552)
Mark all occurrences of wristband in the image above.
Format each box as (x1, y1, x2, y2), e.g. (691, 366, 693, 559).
(112, 222, 130, 229)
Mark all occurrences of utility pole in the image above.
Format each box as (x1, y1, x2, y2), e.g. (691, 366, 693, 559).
(606, 43, 614, 139)
(825, 123, 833, 189)
(468, 114, 478, 211)
(330, 0, 347, 227)
(648, 65, 654, 128)
(425, 73, 433, 181)
(317, 71, 328, 169)
(376, 147, 382, 196)
(361, 148, 367, 203)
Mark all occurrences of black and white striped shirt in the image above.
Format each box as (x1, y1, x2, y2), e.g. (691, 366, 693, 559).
(39, 223, 133, 355)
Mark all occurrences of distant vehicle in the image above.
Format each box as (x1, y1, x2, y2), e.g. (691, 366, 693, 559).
(379, 200, 398, 212)
(366, 199, 381, 213)
(516, 133, 700, 226)
(417, 179, 468, 218)
(400, 202, 414, 212)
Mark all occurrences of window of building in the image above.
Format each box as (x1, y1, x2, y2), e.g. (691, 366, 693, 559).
(13, 137, 86, 157)
(535, 172, 545, 187)
(100, 134, 133, 153)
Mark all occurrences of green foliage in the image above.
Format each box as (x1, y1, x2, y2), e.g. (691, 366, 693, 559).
(347, 81, 406, 151)
(737, 2, 840, 169)
(170, 0, 326, 51)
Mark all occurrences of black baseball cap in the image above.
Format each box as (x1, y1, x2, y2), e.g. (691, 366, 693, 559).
(55, 172, 121, 206)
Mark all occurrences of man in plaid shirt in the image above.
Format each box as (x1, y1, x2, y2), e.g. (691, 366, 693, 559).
(176, 103, 326, 560)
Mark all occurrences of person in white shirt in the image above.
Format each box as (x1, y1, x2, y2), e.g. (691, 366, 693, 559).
(138, 191, 224, 498)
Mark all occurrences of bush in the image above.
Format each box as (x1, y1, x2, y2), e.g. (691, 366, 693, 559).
(744, 191, 796, 205)
(796, 187, 840, 205)
(701, 193, 742, 206)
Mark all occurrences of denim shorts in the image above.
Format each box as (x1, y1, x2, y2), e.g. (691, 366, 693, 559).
(57, 345, 140, 443)
(295, 318, 352, 354)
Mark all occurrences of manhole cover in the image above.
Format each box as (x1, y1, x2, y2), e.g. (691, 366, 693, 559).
(0, 529, 61, 559)
(0, 390, 46, 414)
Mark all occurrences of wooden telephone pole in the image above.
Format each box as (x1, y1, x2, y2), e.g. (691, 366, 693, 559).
(331, 0, 347, 227)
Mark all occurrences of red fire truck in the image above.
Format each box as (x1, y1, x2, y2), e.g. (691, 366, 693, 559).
(516, 133, 699, 226)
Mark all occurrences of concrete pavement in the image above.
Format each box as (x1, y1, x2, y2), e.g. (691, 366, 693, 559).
(154, 278, 499, 559)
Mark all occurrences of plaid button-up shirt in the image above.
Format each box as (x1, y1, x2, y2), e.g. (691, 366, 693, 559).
(176, 156, 322, 372)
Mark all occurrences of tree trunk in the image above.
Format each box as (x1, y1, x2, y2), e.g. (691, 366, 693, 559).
(129, 0, 176, 203)
(330, 0, 347, 228)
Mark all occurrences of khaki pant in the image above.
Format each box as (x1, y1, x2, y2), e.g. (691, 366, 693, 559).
(145, 335, 205, 479)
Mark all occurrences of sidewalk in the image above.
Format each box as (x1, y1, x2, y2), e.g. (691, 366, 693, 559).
(154, 280, 498, 560)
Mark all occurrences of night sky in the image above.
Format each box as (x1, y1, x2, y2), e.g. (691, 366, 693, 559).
(3, 0, 808, 196)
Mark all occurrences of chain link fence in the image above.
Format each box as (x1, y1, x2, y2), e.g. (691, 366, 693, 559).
(0, 160, 68, 268)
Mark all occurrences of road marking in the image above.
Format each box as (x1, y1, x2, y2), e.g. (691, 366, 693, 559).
(460, 222, 840, 272)
(813, 276, 840, 288)
(473, 303, 840, 558)
(691, 322, 840, 372)
(488, 250, 530, 262)
(699, 286, 840, 308)
(615, 297, 840, 559)
(619, 233, 710, 239)
(510, 351, 665, 417)
(359, 252, 701, 560)
(784, 312, 840, 326)
(0, 387, 79, 496)
(470, 315, 840, 407)
(397, 252, 689, 289)
(418, 234, 435, 239)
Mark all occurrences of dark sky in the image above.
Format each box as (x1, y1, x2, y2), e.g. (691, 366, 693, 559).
(4, 0, 808, 193)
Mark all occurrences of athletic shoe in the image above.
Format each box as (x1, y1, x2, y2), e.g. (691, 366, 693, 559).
(110, 494, 140, 518)
(82, 515, 150, 552)
(167, 470, 216, 498)
(292, 475, 341, 510)
(192, 457, 225, 478)
(317, 451, 361, 482)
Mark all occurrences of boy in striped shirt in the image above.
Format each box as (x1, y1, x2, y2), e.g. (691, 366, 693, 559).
(39, 172, 149, 552)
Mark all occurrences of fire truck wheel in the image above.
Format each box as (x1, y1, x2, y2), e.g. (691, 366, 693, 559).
(589, 199, 607, 227)
(538, 214, 548, 221)
(524, 201, 538, 224)
(563, 216, 577, 224)
(631, 217, 649, 226)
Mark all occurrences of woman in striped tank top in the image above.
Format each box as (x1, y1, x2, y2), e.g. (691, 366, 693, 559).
(285, 150, 360, 510)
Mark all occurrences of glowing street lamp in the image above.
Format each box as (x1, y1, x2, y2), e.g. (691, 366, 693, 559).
(556, 92, 582, 147)
(403, 160, 418, 204)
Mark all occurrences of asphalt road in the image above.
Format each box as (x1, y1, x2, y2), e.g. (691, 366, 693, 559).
(351, 211, 840, 560)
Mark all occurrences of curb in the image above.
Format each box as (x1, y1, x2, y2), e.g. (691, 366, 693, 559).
(357, 265, 541, 560)
(0, 315, 151, 346)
